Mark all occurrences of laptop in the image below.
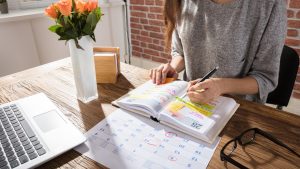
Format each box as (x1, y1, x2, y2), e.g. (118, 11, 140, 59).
(0, 93, 86, 169)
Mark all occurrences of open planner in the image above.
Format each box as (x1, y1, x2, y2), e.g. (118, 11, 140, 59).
(113, 80, 239, 144)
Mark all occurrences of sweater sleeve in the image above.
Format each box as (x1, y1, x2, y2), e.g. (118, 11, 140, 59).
(171, 28, 184, 58)
(247, 0, 287, 103)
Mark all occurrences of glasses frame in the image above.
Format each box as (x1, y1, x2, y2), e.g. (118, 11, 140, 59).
(220, 128, 300, 169)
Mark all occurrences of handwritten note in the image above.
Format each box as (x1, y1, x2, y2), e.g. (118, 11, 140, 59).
(75, 109, 220, 169)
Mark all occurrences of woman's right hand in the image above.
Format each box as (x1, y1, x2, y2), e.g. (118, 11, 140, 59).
(149, 63, 178, 85)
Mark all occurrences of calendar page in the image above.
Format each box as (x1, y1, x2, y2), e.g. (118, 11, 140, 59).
(75, 109, 220, 169)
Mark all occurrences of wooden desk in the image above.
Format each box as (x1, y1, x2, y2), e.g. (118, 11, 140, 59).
(0, 58, 299, 169)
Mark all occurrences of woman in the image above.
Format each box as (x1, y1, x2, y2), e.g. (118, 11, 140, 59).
(150, 0, 287, 104)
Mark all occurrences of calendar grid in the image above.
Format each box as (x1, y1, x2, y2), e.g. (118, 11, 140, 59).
(75, 109, 220, 169)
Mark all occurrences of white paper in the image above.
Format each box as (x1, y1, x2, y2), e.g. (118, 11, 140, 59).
(117, 80, 188, 116)
(75, 109, 220, 169)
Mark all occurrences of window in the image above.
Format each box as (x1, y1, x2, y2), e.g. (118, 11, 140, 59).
(19, 0, 56, 9)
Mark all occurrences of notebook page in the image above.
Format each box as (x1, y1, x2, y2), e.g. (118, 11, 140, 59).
(159, 96, 237, 143)
(117, 80, 188, 117)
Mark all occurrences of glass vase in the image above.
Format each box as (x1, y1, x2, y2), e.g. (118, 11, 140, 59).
(68, 36, 98, 103)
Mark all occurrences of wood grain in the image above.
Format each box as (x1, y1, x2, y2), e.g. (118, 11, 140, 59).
(94, 47, 120, 83)
(0, 58, 299, 169)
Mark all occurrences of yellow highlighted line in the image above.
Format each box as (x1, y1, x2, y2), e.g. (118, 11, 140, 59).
(175, 97, 212, 117)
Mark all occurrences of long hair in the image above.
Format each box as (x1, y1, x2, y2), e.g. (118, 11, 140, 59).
(163, 0, 182, 49)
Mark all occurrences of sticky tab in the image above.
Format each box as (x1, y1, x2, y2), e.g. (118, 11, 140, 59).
(163, 78, 175, 84)
(167, 102, 185, 115)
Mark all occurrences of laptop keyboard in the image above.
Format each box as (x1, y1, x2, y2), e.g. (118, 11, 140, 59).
(0, 104, 46, 169)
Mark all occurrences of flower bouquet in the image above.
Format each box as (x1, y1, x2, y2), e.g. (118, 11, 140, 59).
(45, 0, 102, 49)
(45, 0, 103, 103)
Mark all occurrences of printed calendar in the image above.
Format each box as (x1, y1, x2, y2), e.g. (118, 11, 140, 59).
(75, 109, 220, 169)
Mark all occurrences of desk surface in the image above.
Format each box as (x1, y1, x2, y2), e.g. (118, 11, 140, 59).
(0, 58, 299, 169)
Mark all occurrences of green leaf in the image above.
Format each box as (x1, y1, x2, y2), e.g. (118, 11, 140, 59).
(94, 8, 102, 21)
(74, 38, 84, 50)
(82, 13, 93, 35)
(90, 33, 96, 42)
(48, 25, 62, 33)
(86, 12, 93, 26)
(63, 16, 71, 29)
(71, 0, 76, 12)
(64, 28, 78, 39)
(82, 26, 91, 35)
(91, 14, 97, 28)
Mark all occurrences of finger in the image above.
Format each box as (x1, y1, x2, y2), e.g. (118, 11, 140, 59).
(161, 64, 170, 83)
(158, 64, 165, 70)
(187, 91, 206, 104)
(149, 69, 153, 79)
(189, 80, 210, 91)
(198, 89, 213, 103)
(187, 79, 200, 90)
(152, 65, 164, 84)
(189, 91, 206, 100)
(188, 91, 211, 104)
(189, 84, 199, 91)
(151, 69, 157, 83)
(191, 79, 199, 85)
(155, 66, 164, 84)
(195, 89, 205, 93)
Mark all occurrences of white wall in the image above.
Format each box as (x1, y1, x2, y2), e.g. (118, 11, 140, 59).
(0, 1, 128, 77)
(31, 17, 70, 64)
(6, 0, 115, 10)
(94, 3, 128, 63)
(0, 21, 40, 76)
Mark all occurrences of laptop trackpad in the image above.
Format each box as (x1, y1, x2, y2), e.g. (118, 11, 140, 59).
(33, 110, 66, 133)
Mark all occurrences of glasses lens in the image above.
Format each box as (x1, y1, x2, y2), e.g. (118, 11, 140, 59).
(240, 129, 255, 145)
(223, 140, 237, 156)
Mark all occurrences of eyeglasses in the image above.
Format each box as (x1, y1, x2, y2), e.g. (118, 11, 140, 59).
(220, 128, 300, 169)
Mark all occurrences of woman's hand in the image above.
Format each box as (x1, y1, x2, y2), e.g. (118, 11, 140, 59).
(149, 63, 178, 84)
(187, 78, 223, 104)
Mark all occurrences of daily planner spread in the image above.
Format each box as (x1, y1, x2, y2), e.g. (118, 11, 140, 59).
(114, 80, 238, 144)
(75, 109, 220, 169)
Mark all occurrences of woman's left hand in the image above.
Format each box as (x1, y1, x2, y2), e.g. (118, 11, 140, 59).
(187, 78, 222, 104)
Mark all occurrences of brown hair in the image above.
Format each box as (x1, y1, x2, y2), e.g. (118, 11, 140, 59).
(163, 0, 182, 49)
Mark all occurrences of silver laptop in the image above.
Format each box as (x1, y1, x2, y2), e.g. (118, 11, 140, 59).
(0, 93, 86, 169)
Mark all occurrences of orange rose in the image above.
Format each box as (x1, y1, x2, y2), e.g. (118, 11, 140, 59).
(57, 0, 72, 16)
(87, 0, 98, 12)
(45, 4, 58, 19)
(76, 0, 87, 13)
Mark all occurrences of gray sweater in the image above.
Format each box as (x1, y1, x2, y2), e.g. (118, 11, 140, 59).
(171, 0, 287, 103)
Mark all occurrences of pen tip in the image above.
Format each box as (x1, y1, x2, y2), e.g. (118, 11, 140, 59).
(216, 66, 219, 70)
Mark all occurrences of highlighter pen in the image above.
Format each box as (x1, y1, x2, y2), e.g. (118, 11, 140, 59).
(181, 66, 219, 98)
